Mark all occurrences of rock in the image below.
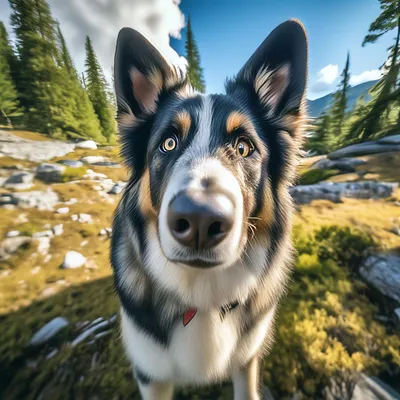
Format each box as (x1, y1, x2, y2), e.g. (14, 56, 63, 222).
(36, 237, 51, 255)
(65, 198, 78, 205)
(62, 251, 86, 269)
(351, 373, 400, 400)
(98, 228, 112, 238)
(40, 286, 57, 298)
(3, 172, 34, 190)
(0, 236, 31, 260)
(99, 229, 107, 236)
(56, 207, 69, 214)
(28, 317, 69, 346)
(360, 254, 400, 303)
(0, 131, 75, 162)
(1, 190, 59, 210)
(71, 316, 116, 347)
(75, 140, 97, 150)
(310, 157, 366, 173)
(57, 160, 83, 168)
(108, 182, 126, 195)
(328, 141, 400, 160)
(6, 230, 20, 238)
(32, 230, 54, 238)
(16, 213, 28, 224)
(71, 213, 92, 224)
(31, 266, 41, 275)
(53, 224, 64, 236)
(82, 169, 108, 180)
(35, 163, 65, 183)
(91, 161, 121, 168)
(290, 181, 398, 205)
(80, 156, 107, 165)
(377, 134, 400, 145)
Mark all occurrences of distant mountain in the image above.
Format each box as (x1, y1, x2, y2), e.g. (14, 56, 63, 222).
(307, 80, 378, 118)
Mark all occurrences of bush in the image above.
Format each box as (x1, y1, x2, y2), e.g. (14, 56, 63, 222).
(60, 167, 87, 183)
(299, 168, 341, 185)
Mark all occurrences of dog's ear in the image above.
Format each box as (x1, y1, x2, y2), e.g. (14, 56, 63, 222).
(114, 28, 182, 125)
(229, 20, 308, 122)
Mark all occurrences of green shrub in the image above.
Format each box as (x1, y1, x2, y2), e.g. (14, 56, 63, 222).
(60, 166, 87, 183)
(299, 168, 341, 185)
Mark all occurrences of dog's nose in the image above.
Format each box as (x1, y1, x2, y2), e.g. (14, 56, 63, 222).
(167, 192, 234, 250)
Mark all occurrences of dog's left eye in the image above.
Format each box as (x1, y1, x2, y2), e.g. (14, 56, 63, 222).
(235, 138, 255, 158)
(160, 136, 178, 153)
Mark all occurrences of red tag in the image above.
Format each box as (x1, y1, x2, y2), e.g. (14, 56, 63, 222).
(183, 308, 197, 326)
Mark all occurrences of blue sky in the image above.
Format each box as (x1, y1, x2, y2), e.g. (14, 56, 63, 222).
(0, 0, 393, 101)
(171, 0, 393, 99)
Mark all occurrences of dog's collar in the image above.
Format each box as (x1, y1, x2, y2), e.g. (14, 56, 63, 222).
(183, 301, 240, 326)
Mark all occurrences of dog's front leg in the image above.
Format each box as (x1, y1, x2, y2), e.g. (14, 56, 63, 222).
(232, 356, 261, 400)
(137, 380, 174, 400)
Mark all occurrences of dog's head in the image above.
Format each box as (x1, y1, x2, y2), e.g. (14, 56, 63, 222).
(114, 20, 307, 273)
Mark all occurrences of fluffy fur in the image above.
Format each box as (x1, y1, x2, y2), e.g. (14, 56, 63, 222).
(111, 19, 308, 400)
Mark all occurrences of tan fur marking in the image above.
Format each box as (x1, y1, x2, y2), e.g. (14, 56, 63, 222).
(174, 111, 191, 139)
(226, 112, 253, 134)
(138, 168, 157, 219)
(118, 111, 136, 130)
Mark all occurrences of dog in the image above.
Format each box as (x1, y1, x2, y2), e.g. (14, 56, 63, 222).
(111, 19, 308, 400)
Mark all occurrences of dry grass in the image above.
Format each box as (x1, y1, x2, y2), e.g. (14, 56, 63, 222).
(6, 130, 51, 142)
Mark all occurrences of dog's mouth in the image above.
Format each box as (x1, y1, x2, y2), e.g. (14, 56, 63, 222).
(168, 257, 223, 269)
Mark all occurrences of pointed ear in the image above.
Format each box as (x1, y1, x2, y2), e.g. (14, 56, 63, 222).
(230, 20, 308, 120)
(114, 28, 183, 126)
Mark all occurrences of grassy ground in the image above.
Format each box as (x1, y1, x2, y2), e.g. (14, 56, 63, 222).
(1, 130, 400, 399)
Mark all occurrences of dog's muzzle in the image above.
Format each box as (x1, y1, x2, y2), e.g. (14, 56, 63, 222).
(167, 190, 234, 251)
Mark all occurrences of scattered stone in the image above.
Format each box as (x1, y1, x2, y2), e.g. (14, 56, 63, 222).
(32, 230, 54, 238)
(35, 163, 65, 183)
(82, 169, 108, 181)
(0, 237, 31, 261)
(53, 224, 64, 236)
(99, 228, 112, 238)
(0, 131, 75, 162)
(0, 270, 11, 278)
(80, 240, 89, 247)
(71, 213, 92, 224)
(360, 254, 400, 303)
(91, 161, 121, 168)
(108, 182, 126, 195)
(28, 317, 69, 346)
(75, 140, 97, 150)
(310, 157, 366, 173)
(43, 254, 52, 263)
(57, 160, 83, 168)
(290, 181, 398, 205)
(31, 266, 41, 275)
(16, 213, 28, 224)
(3, 172, 34, 190)
(36, 237, 51, 255)
(80, 156, 107, 165)
(0, 190, 59, 210)
(62, 251, 86, 269)
(40, 287, 57, 298)
(65, 198, 78, 205)
(6, 230, 20, 238)
(99, 229, 107, 236)
(56, 207, 69, 214)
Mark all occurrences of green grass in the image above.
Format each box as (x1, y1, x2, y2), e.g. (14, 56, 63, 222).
(59, 167, 87, 183)
(299, 168, 342, 185)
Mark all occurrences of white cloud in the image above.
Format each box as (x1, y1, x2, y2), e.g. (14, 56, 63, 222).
(350, 69, 382, 86)
(46, 0, 187, 83)
(310, 64, 339, 93)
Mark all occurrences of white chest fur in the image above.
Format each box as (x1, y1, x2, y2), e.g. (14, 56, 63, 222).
(120, 305, 276, 385)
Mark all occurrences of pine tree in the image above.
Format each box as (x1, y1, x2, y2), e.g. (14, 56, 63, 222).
(185, 16, 205, 93)
(55, 25, 103, 142)
(330, 53, 351, 139)
(0, 21, 21, 126)
(85, 36, 116, 141)
(306, 113, 331, 155)
(350, 0, 400, 140)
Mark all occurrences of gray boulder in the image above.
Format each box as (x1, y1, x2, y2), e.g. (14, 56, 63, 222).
(57, 160, 83, 168)
(0, 190, 59, 210)
(328, 141, 400, 160)
(6, 230, 20, 238)
(360, 254, 400, 303)
(0, 236, 31, 260)
(377, 134, 400, 145)
(28, 317, 69, 346)
(108, 182, 126, 195)
(310, 157, 366, 173)
(4, 171, 34, 185)
(290, 181, 398, 205)
(35, 163, 65, 183)
(91, 161, 121, 168)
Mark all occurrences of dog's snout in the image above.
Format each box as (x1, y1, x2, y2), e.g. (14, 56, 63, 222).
(167, 192, 234, 250)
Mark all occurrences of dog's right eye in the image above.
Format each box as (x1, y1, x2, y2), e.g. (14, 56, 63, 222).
(160, 136, 178, 153)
